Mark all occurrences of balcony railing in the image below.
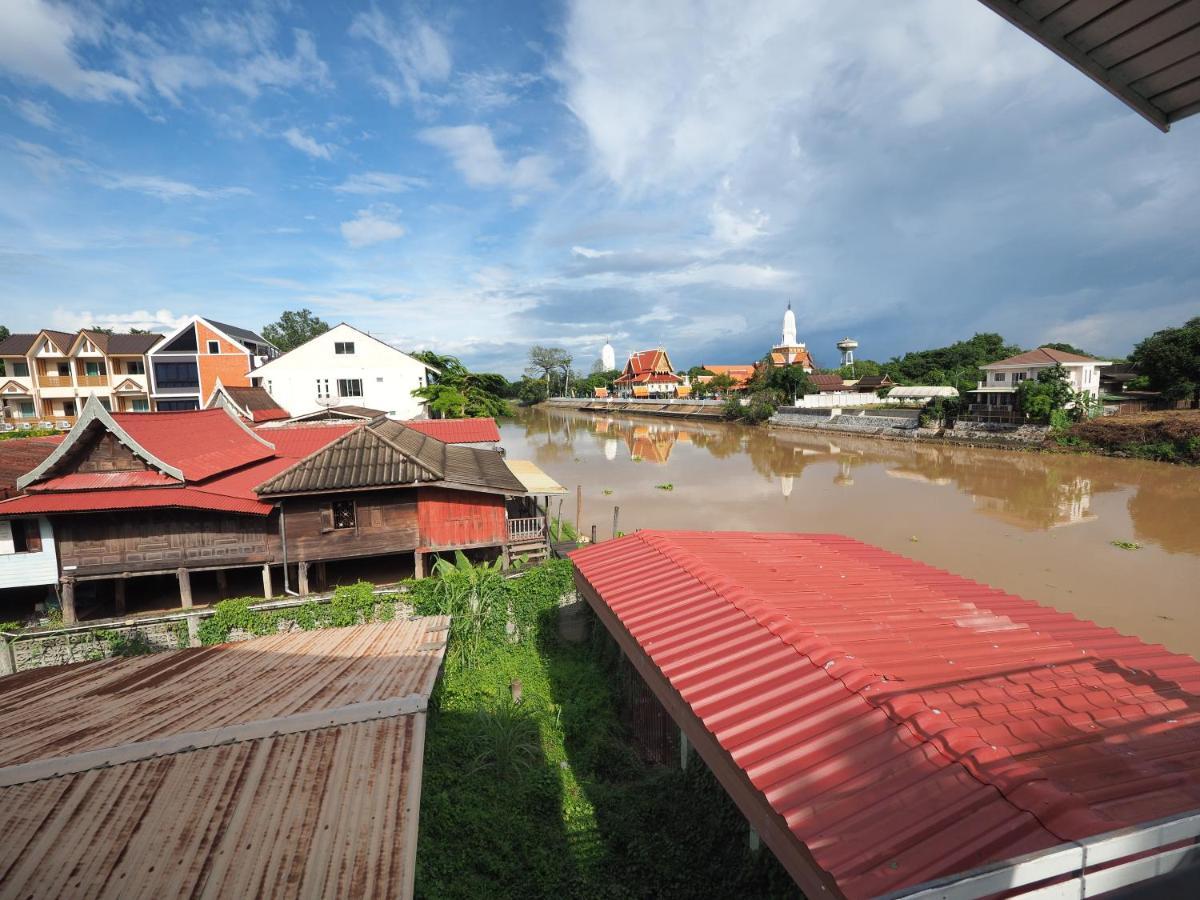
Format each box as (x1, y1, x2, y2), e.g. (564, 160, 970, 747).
(37, 375, 73, 388)
(76, 375, 109, 387)
(508, 516, 547, 543)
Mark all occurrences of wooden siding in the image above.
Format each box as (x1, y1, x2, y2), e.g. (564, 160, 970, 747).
(417, 487, 506, 550)
(55, 510, 273, 575)
(72, 431, 150, 473)
(282, 489, 419, 563)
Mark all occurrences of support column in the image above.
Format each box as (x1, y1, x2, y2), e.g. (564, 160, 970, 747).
(414, 551, 426, 580)
(215, 569, 228, 600)
(177, 567, 199, 648)
(315, 562, 327, 591)
(680, 728, 690, 771)
(60, 576, 77, 625)
(297, 560, 309, 595)
(262, 563, 273, 599)
(114, 578, 126, 616)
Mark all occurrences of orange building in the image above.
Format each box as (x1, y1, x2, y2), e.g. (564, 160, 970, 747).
(147, 317, 278, 411)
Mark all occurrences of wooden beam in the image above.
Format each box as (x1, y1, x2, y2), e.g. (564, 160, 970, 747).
(60, 577, 77, 625)
(413, 551, 425, 580)
(113, 578, 126, 616)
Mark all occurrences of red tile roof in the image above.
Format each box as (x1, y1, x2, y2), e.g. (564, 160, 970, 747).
(112, 409, 274, 481)
(615, 349, 680, 384)
(986, 348, 1102, 367)
(403, 417, 501, 443)
(702, 365, 755, 384)
(571, 531, 1200, 898)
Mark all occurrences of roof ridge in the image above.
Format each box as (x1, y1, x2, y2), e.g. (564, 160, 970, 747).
(631, 530, 1108, 845)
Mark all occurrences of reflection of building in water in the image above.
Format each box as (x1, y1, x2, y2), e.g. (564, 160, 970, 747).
(886, 469, 952, 486)
(604, 438, 617, 461)
(834, 459, 854, 486)
(973, 475, 1096, 529)
(781, 475, 793, 498)
(625, 424, 680, 464)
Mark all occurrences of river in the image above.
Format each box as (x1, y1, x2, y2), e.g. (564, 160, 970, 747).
(502, 406, 1200, 659)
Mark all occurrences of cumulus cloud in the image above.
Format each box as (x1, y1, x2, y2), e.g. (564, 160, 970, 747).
(419, 124, 554, 195)
(282, 126, 333, 160)
(350, 8, 451, 106)
(50, 307, 191, 333)
(334, 171, 426, 194)
(340, 206, 406, 247)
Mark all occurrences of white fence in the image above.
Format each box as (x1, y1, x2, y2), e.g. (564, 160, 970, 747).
(792, 393, 883, 409)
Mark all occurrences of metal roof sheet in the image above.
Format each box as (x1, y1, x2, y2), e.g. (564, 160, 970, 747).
(0, 435, 62, 499)
(0, 618, 448, 898)
(978, 0, 1200, 131)
(31, 470, 180, 491)
(0, 486, 271, 516)
(111, 408, 276, 480)
(571, 531, 1200, 898)
(403, 417, 502, 443)
(505, 458, 568, 495)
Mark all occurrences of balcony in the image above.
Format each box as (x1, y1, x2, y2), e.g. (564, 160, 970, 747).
(76, 375, 109, 388)
(37, 375, 73, 388)
(507, 516, 547, 544)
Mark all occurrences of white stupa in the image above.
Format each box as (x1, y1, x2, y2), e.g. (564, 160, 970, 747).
(782, 304, 797, 346)
(601, 338, 616, 371)
(770, 303, 814, 373)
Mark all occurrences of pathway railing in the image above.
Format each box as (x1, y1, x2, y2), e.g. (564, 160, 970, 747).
(508, 516, 546, 542)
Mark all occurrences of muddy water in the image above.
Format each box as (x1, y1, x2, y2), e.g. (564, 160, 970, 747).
(503, 406, 1200, 659)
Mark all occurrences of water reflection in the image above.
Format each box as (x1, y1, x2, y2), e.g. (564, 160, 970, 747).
(517, 406, 1200, 556)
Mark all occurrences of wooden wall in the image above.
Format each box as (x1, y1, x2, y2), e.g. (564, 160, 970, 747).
(417, 487, 506, 550)
(73, 432, 150, 473)
(55, 510, 273, 575)
(281, 489, 419, 563)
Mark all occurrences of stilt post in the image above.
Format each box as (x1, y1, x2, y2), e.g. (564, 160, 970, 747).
(114, 577, 127, 616)
(60, 576, 77, 625)
(262, 563, 273, 599)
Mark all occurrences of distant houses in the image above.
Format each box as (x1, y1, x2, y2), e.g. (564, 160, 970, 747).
(961, 347, 1110, 425)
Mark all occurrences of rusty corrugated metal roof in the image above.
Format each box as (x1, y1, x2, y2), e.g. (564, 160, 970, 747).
(571, 531, 1200, 898)
(0, 618, 448, 898)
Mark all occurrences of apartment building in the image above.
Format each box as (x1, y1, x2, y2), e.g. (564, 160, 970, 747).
(0, 329, 161, 427)
(147, 316, 278, 411)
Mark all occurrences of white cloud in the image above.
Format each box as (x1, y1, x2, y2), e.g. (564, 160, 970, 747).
(419, 124, 554, 194)
(6, 96, 58, 129)
(282, 126, 333, 160)
(340, 206, 406, 247)
(334, 171, 426, 195)
(710, 199, 767, 246)
(349, 9, 451, 106)
(455, 70, 540, 110)
(50, 307, 190, 333)
(571, 246, 613, 259)
(0, 0, 139, 101)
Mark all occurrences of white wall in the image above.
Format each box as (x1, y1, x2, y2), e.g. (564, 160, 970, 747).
(252, 324, 432, 419)
(794, 393, 882, 409)
(0, 518, 58, 589)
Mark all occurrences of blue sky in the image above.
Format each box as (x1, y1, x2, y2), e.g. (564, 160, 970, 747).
(1, 0, 1197, 376)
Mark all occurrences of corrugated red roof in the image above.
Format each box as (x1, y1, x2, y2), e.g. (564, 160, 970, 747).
(0, 436, 62, 499)
(112, 409, 275, 480)
(0, 487, 270, 516)
(257, 424, 358, 458)
(571, 531, 1200, 898)
(31, 471, 179, 491)
(403, 417, 501, 443)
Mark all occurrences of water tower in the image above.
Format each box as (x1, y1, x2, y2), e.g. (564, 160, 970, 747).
(837, 337, 858, 371)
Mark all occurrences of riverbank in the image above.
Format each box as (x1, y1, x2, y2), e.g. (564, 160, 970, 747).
(1052, 410, 1200, 464)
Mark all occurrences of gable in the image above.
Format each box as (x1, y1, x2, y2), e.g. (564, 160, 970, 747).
(69, 431, 153, 474)
(252, 323, 429, 376)
(0, 381, 32, 394)
(158, 324, 198, 353)
(112, 378, 143, 393)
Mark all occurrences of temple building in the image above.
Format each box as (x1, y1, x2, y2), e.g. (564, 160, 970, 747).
(612, 349, 684, 399)
(600, 339, 616, 372)
(764, 304, 815, 372)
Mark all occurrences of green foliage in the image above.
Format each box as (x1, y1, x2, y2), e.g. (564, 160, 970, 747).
(0, 428, 60, 441)
(467, 693, 541, 780)
(197, 582, 392, 645)
(95, 627, 156, 657)
(654, 483, 674, 491)
(1111, 540, 1141, 551)
(1130, 316, 1200, 404)
(686, 366, 715, 377)
(413, 353, 514, 418)
(918, 397, 962, 428)
(0, 620, 23, 634)
(260, 308, 330, 352)
(1049, 409, 1072, 432)
(724, 391, 776, 424)
(884, 332, 1022, 393)
(838, 359, 882, 379)
(1041, 342, 1092, 357)
(1016, 363, 1074, 423)
(550, 518, 579, 542)
(525, 345, 574, 397)
(430, 552, 507, 669)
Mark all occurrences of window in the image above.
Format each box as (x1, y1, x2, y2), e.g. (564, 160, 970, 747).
(1012, 372, 1026, 383)
(153, 361, 199, 388)
(84, 361, 102, 377)
(1, 520, 42, 555)
(156, 399, 199, 411)
(334, 341, 355, 355)
(131, 398, 150, 412)
(316, 379, 331, 399)
(126, 360, 145, 375)
(56, 362, 70, 377)
(333, 501, 356, 529)
(337, 378, 363, 398)
(206, 340, 221, 354)
(376, 377, 384, 383)
(19, 401, 34, 417)
(63, 400, 76, 416)
(12, 362, 29, 377)
(993, 372, 1006, 382)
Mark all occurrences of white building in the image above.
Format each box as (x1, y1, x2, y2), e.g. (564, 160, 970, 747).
(601, 339, 616, 372)
(964, 347, 1111, 424)
(250, 323, 437, 419)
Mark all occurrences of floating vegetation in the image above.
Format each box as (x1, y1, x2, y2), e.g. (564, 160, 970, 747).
(602, 489, 613, 495)
(655, 483, 674, 491)
(1111, 540, 1141, 551)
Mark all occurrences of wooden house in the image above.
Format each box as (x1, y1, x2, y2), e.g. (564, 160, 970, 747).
(0, 397, 548, 623)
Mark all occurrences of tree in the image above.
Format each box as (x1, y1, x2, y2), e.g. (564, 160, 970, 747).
(0, 325, 9, 343)
(130, 328, 151, 335)
(87, 326, 114, 335)
(1041, 342, 1092, 357)
(525, 345, 571, 396)
(883, 333, 1022, 393)
(410, 352, 513, 418)
(1130, 317, 1200, 406)
(1016, 363, 1073, 423)
(261, 309, 330, 352)
(686, 366, 715, 378)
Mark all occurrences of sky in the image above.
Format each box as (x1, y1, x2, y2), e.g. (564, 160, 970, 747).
(1, 0, 1198, 377)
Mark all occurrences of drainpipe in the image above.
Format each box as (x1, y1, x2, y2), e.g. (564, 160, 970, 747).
(278, 499, 299, 596)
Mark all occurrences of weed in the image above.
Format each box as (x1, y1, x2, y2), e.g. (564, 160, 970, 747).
(602, 489, 613, 496)
(1111, 540, 1141, 551)
(467, 692, 541, 780)
(655, 483, 674, 491)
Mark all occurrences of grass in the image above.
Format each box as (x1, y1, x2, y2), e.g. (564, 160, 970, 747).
(415, 560, 799, 899)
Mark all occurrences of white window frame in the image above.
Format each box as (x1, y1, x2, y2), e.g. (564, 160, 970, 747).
(334, 341, 356, 355)
(206, 340, 221, 354)
(337, 378, 363, 398)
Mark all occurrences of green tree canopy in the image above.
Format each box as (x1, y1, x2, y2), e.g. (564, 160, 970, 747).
(525, 345, 573, 396)
(1040, 342, 1092, 357)
(261, 309, 331, 352)
(0, 325, 9, 343)
(1130, 317, 1200, 405)
(409, 351, 513, 418)
(1016, 363, 1074, 423)
(883, 333, 1022, 393)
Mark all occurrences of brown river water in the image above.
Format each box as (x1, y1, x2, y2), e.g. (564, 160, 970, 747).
(502, 406, 1200, 659)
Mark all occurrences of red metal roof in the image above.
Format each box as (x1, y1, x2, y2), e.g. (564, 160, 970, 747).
(31, 471, 179, 491)
(0, 436, 62, 499)
(0, 487, 270, 516)
(571, 531, 1200, 898)
(257, 424, 358, 458)
(403, 417, 501, 443)
(112, 409, 275, 481)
